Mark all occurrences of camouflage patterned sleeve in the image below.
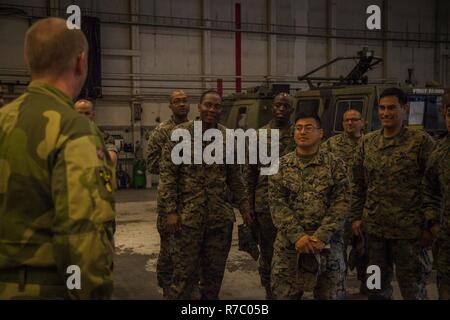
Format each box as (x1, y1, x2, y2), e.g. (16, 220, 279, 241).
(422, 155, 442, 225)
(51, 132, 115, 299)
(157, 140, 179, 215)
(242, 164, 258, 211)
(146, 126, 169, 174)
(320, 138, 331, 153)
(418, 132, 436, 171)
(313, 159, 351, 244)
(419, 133, 437, 225)
(226, 163, 251, 216)
(102, 130, 118, 154)
(269, 171, 307, 244)
(349, 136, 366, 222)
(242, 135, 259, 211)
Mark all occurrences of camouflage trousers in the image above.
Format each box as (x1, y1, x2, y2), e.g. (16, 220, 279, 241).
(336, 249, 368, 299)
(336, 229, 368, 299)
(336, 243, 348, 300)
(336, 223, 351, 300)
(365, 235, 431, 300)
(157, 215, 200, 299)
(271, 233, 344, 300)
(167, 222, 233, 300)
(255, 211, 277, 298)
(434, 238, 450, 300)
(156, 214, 173, 294)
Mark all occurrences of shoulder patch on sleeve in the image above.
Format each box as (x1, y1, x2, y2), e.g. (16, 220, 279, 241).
(96, 167, 114, 200)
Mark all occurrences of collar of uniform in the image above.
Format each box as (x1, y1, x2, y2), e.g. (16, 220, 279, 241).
(186, 120, 227, 139)
(376, 126, 408, 149)
(26, 80, 73, 108)
(343, 131, 362, 140)
(343, 131, 363, 144)
(292, 148, 324, 168)
(267, 119, 293, 137)
(167, 117, 176, 126)
(170, 115, 187, 125)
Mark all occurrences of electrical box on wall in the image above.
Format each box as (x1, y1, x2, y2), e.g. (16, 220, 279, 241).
(133, 102, 142, 121)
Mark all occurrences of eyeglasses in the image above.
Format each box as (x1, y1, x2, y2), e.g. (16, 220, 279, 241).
(295, 125, 320, 133)
(343, 118, 362, 123)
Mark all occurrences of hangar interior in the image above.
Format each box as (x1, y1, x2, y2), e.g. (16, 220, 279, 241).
(0, 0, 448, 299)
(1, 0, 449, 181)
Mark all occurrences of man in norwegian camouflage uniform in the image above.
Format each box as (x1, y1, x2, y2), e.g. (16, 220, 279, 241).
(269, 113, 350, 300)
(323, 109, 365, 299)
(146, 89, 190, 298)
(351, 87, 435, 300)
(74, 99, 118, 167)
(0, 18, 115, 299)
(243, 93, 295, 299)
(422, 96, 450, 300)
(158, 89, 253, 300)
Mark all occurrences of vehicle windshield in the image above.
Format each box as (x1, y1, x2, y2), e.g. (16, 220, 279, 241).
(407, 95, 446, 132)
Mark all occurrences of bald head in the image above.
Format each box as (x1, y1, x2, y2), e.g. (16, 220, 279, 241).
(74, 99, 95, 121)
(25, 18, 88, 78)
(169, 90, 190, 120)
(170, 90, 187, 103)
(273, 92, 294, 107)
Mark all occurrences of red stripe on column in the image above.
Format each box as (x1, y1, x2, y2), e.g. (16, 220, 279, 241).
(217, 78, 223, 96)
(235, 3, 241, 93)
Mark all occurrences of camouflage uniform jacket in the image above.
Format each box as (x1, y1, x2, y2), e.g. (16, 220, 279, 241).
(158, 120, 250, 229)
(243, 120, 295, 213)
(269, 149, 351, 245)
(0, 81, 115, 299)
(322, 132, 363, 170)
(350, 127, 436, 239)
(148, 117, 188, 218)
(423, 135, 450, 242)
(147, 117, 186, 174)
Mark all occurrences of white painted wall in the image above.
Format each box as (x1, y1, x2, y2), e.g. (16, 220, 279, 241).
(0, 0, 449, 130)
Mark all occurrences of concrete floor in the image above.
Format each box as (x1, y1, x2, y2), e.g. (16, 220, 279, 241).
(113, 188, 438, 300)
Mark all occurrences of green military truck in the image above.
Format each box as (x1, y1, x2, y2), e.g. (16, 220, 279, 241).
(220, 83, 287, 131)
(221, 48, 447, 138)
(295, 85, 446, 139)
(221, 83, 446, 139)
